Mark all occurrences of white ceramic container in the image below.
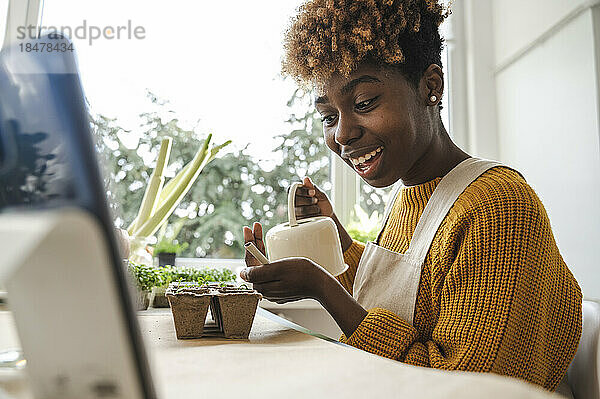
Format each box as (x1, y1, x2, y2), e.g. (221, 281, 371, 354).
(265, 182, 348, 276)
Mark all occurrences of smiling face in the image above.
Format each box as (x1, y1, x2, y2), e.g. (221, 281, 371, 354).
(315, 63, 434, 188)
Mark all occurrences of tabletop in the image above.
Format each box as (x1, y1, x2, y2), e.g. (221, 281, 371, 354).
(0, 308, 559, 398)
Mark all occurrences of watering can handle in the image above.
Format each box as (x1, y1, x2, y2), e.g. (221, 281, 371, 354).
(288, 182, 303, 227)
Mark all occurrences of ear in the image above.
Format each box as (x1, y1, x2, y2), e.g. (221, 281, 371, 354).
(419, 64, 444, 107)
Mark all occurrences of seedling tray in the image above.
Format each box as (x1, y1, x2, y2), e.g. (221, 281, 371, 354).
(166, 282, 262, 339)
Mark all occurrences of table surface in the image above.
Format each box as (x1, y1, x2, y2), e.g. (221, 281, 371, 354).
(0, 308, 560, 398)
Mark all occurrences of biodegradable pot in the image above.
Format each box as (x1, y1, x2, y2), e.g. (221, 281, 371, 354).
(151, 286, 170, 308)
(211, 287, 262, 339)
(158, 252, 176, 267)
(137, 290, 150, 311)
(166, 284, 211, 339)
(167, 283, 262, 339)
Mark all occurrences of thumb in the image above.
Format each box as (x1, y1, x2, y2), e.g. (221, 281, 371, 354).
(303, 176, 324, 196)
(303, 176, 315, 189)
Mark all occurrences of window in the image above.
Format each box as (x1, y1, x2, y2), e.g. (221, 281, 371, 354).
(39, 0, 453, 259)
(41, 0, 328, 258)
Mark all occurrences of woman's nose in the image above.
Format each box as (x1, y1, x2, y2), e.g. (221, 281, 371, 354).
(334, 113, 362, 146)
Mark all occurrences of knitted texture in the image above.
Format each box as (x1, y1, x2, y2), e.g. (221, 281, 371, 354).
(335, 166, 582, 391)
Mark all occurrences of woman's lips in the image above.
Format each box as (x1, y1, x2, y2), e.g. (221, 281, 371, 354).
(351, 148, 384, 179)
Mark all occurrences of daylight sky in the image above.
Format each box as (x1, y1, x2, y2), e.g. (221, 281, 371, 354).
(40, 0, 305, 165)
(7, 0, 449, 168)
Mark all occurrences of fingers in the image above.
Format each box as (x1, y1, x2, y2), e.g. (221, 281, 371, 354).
(243, 224, 265, 267)
(243, 244, 261, 267)
(303, 176, 314, 189)
(294, 195, 318, 206)
(240, 263, 279, 283)
(252, 221, 263, 239)
(252, 281, 284, 293)
(294, 186, 316, 197)
(294, 178, 321, 220)
(245, 223, 263, 242)
(252, 281, 303, 303)
(297, 178, 328, 202)
(266, 296, 304, 304)
(252, 221, 264, 252)
(276, 298, 303, 304)
(240, 258, 313, 303)
(295, 205, 320, 218)
(243, 225, 254, 242)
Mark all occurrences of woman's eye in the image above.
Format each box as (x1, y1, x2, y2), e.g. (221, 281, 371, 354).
(321, 115, 337, 126)
(355, 97, 378, 110)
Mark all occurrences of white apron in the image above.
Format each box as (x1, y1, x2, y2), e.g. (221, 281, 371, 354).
(351, 157, 573, 398)
(352, 157, 508, 324)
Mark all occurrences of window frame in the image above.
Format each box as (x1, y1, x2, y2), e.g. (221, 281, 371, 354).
(330, 155, 358, 225)
(2, 0, 42, 49)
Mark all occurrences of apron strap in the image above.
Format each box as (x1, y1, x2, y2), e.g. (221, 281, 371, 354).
(405, 157, 510, 263)
(376, 182, 404, 244)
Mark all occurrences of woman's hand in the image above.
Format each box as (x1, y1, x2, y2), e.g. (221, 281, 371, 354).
(240, 257, 328, 304)
(293, 177, 334, 219)
(241, 221, 367, 337)
(294, 177, 354, 252)
(242, 221, 327, 303)
(243, 222, 266, 267)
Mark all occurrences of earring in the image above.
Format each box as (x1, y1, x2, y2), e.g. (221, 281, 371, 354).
(429, 94, 438, 103)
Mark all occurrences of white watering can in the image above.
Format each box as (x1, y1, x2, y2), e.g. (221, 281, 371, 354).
(264, 182, 348, 276)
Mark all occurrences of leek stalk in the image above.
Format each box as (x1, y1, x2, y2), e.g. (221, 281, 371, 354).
(126, 139, 231, 236)
(128, 137, 172, 234)
(153, 139, 232, 211)
(127, 134, 231, 241)
(127, 159, 192, 234)
(133, 135, 213, 237)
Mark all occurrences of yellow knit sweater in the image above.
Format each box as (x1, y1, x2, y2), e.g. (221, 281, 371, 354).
(336, 166, 582, 391)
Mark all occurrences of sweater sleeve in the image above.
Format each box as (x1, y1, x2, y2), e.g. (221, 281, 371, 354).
(335, 240, 365, 295)
(339, 185, 582, 391)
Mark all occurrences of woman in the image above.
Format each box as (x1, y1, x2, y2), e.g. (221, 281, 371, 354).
(240, 0, 582, 393)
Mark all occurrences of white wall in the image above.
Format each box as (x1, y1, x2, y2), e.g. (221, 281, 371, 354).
(492, 0, 592, 66)
(491, 2, 600, 298)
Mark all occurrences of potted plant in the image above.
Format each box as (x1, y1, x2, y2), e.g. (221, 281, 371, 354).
(127, 262, 163, 310)
(153, 219, 188, 267)
(151, 266, 176, 308)
(154, 241, 189, 267)
(151, 266, 237, 308)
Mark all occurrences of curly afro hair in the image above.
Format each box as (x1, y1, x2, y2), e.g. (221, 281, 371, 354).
(282, 0, 451, 88)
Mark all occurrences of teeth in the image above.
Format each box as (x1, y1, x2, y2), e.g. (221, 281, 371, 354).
(350, 146, 383, 166)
